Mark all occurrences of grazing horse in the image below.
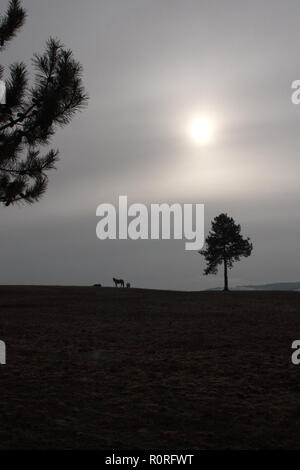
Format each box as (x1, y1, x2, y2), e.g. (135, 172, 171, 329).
(113, 278, 124, 288)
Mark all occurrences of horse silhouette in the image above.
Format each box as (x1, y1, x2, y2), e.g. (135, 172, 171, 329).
(113, 278, 124, 288)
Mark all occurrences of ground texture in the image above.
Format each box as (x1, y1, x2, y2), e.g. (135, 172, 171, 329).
(0, 286, 299, 449)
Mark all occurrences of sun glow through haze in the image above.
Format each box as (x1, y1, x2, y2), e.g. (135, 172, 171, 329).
(189, 118, 213, 144)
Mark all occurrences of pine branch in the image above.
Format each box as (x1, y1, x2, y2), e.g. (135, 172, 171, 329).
(0, 0, 26, 49)
(0, 3, 88, 206)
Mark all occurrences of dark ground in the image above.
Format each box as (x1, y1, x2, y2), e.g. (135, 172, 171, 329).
(0, 286, 299, 449)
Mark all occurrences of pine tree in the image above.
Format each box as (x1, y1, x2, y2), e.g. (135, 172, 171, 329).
(0, 0, 88, 206)
(199, 213, 253, 291)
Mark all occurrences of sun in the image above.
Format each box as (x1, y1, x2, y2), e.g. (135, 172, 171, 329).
(189, 118, 213, 144)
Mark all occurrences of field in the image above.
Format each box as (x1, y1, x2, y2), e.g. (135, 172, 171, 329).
(0, 286, 299, 449)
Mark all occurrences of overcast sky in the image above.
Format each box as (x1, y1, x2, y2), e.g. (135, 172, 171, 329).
(1, 0, 300, 290)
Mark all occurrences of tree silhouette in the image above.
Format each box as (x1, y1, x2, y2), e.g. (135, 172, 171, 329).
(0, 0, 88, 206)
(199, 213, 253, 291)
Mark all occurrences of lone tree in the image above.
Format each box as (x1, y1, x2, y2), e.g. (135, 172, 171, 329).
(0, 0, 88, 206)
(199, 213, 253, 291)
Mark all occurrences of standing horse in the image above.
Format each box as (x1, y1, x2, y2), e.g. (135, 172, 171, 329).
(113, 278, 125, 287)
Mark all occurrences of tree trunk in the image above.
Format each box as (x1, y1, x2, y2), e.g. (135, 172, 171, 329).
(224, 258, 229, 291)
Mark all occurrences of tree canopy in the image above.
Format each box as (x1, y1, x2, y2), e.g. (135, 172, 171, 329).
(0, 0, 88, 206)
(199, 213, 253, 291)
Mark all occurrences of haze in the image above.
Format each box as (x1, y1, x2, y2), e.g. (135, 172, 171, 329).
(1, 0, 300, 290)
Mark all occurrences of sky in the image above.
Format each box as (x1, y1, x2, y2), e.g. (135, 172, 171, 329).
(1, 0, 300, 290)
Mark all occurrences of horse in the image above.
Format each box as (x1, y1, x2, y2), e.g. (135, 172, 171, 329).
(113, 278, 124, 288)
(126, 282, 131, 288)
